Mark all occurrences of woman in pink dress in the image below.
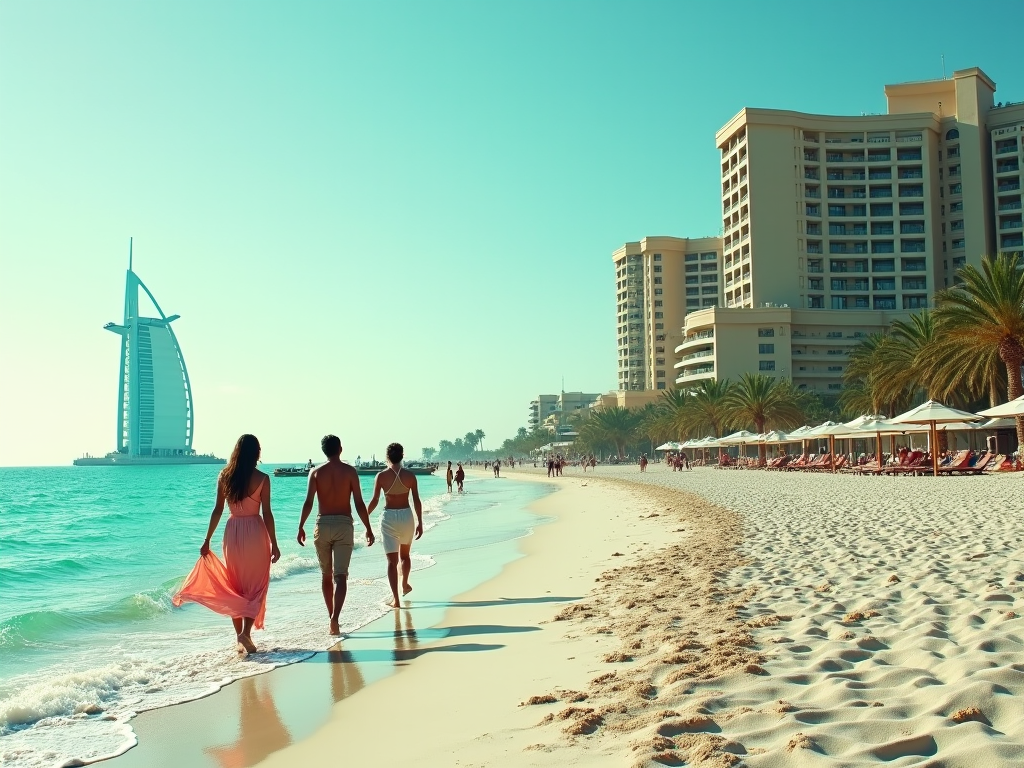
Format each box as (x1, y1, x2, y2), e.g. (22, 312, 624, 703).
(174, 434, 281, 653)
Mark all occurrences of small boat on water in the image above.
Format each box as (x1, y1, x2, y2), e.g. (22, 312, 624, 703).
(275, 461, 438, 477)
(355, 461, 438, 476)
(273, 466, 311, 477)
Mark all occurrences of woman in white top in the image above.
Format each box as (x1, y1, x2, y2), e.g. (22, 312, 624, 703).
(367, 443, 423, 607)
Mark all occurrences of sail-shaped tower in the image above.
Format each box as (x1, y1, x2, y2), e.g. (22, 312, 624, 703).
(74, 242, 222, 465)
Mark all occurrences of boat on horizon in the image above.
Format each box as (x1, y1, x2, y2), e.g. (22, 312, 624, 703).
(74, 240, 224, 467)
(273, 461, 439, 477)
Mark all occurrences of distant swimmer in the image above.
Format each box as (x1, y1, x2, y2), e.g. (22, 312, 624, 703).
(446, 460, 454, 493)
(174, 434, 281, 654)
(297, 435, 374, 636)
(367, 443, 424, 608)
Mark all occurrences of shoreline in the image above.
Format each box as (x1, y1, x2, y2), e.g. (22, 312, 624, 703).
(253, 469, 702, 767)
(104, 472, 562, 768)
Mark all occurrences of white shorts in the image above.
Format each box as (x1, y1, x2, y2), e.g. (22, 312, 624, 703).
(381, 507, 415, 554)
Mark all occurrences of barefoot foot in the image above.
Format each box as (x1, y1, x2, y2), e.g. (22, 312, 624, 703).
(329, 620, 341, 636)
(402, 584, 413, 596)
(238, 633, 258, 654)
(386, 596, 400, 608)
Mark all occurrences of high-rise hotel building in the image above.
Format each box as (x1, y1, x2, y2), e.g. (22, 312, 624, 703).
(612, 236, 723, 391)
(674, 67, 1022, 394)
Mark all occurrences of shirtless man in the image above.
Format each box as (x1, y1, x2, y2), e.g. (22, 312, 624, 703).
(297, 435, 374, 636)
(367, 443, 424, 608)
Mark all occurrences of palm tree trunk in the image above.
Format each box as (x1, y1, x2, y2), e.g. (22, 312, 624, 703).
(1001, 348, 1024, 451)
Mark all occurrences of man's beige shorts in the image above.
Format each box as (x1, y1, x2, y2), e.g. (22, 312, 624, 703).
(314, 515, 354, 578)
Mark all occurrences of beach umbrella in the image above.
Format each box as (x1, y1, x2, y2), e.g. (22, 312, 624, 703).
(655, 442, 677, 451)
(843, 417, 928, 468)
(891, 400, 983, 476)
(805, 422, 857, 472)
(719, 430, 759, 462)
(981, 417, 1017, 429)
(978, 395, 1024, 418)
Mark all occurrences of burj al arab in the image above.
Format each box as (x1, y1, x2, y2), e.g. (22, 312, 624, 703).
(74, 241, 223, 466)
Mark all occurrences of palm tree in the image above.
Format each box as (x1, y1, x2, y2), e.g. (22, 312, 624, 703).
(843, 332, 914, 417)
(932, 254, 1024, 447)
(580, 407, 639, 459)
(677, 379, 734, 439)
(422, 447, 437, 462)
(725, 373, 807, 461)
(474, 429, 486, 453)
(464, 432, 478, 453)
(657, 387, 691, 438)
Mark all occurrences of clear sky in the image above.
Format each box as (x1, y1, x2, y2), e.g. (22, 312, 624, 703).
(1, 1, 1022, 466)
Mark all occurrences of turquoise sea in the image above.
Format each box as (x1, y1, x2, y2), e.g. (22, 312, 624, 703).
(0, 465, 550, 768)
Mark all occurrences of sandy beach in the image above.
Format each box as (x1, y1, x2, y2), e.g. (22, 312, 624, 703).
(108, 464, 1024, 767)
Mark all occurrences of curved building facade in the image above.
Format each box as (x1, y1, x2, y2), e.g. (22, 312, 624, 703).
(104, 266, 194, 457)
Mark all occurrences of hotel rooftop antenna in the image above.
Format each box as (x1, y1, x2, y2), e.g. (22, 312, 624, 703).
(129, 237, 133, 271)
(941, 54, 946, 80)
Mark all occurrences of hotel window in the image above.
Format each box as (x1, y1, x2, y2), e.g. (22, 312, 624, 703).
(759, 343, 775, 354)
(653, 266, 662, 273)
(685, 254, 698, 262)
(656, 370, 665, 378)
(654, 312, 663, 319)
(686, 265, 698, 273)
(809, 296, 824, 308)
(657, 382, 666, 390)
(655, 323, 664, 329)
(653, 254, 662, 261)
(950, 183, 962, 195)
(654, 288, 663, 295)
(758, 328, 775, 337)
(759, 360, 776, 371)
(654, 300, 663, 307)
(654, 277, 663, 284)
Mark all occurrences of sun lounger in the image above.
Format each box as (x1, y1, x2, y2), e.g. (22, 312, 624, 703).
(940, 452, 993, 475)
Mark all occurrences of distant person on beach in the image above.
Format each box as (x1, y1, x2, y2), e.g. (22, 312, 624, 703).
(174, 434, 281, 654)
(640, 453, 648, 472)
(296, 435, 374, 636)
(366, 443, 424, 608)
(493, 459, 501, 478)
(455, 462, 465, 492)
(446, 461, 454, 493)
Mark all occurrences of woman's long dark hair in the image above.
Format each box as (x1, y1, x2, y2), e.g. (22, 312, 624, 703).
(220, 434, 261, 503)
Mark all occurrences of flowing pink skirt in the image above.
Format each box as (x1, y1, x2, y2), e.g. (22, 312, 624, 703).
(173, 515, 272, 629)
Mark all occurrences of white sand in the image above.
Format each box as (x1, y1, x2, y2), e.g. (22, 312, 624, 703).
(254, 465, 1024, 767)
(580, 464, 1024, 766)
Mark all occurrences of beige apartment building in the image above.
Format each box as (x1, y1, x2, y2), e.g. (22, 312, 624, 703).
(717, 67, 1017, 315)
(991, 103, 1024, 256)
(612, 236, 723, 391)
(675, 307, 901, 394)
(675, 66, 1022, 394)
(528, 391, 600, 430)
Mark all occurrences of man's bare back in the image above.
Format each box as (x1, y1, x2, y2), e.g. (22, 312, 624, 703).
(310, 461, 361, 516)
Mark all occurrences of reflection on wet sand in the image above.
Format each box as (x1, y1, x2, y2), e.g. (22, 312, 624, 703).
(328, 642, 367, 702)
(205, 676, 291, 768)
(392, 609, 418, 664)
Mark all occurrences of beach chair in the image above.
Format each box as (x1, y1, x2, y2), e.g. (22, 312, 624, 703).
(941, 451, 992, 475)
(785, 454, 808, 470)
(882, 450, 924, 474)
(986, 454, 1009, 472)
(936, 450, 971, 471)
